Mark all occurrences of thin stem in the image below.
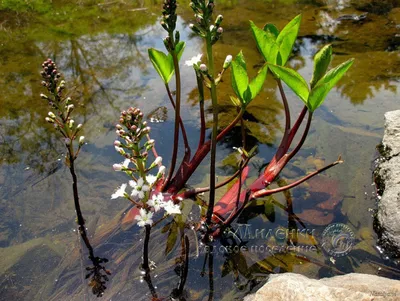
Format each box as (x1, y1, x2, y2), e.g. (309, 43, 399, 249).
(142, 224, 151, 271)
(278, 79, 291, 139)
(146, 134, 159, 158)
(163, 51, 182, 190)
(287, 106, 308, 149)
(165, 84, 190, 153)
(216, 109, 244, 142)
(240, 108, 246, 150)
(205, 32, 218, 225)
(207, 245, 214, 301)
(196, 72, 206, 148)
(287, 110, 313, 162)
(252, 158, 343, 199)
(192, 157, 250, 195)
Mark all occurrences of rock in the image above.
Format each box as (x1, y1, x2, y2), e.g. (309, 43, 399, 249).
(381, 110, 400, 157)
(375, 110, 400, 255)
(244, 273, 400, 301)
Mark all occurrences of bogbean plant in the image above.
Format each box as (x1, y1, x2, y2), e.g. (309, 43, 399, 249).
(40, 59, 110, 296)
(39, 0, 354, 297)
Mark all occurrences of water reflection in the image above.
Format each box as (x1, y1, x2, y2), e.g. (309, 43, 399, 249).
(1, 0, 400, 300)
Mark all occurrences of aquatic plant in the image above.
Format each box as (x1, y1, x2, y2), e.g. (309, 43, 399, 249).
(39, 0, 354, 298)
(39, 59, 110, 297)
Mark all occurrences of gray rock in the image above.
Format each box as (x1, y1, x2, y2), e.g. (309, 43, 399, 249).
(375, 110, 400, 254)
(382, 110, 400, 157)
(244, 273, 400, 301)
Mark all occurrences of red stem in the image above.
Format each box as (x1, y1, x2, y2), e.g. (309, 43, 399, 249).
(251, 158, 342, 199)
(165, 84, 190, 155)
(165, 109, 245, 193)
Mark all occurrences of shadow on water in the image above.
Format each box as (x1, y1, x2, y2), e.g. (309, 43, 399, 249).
(0, 0, 400, 300)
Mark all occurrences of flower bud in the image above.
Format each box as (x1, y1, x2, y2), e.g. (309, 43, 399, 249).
(115, 146, 125, 155)
(65, 138, 71, 146)
(45, 117, 54, 123)
(217, 27, 223, 34)
(48, 112, 56, 119)
(215, 15, 223, 26)
(199, 64, 208, 72)
(223, 55, 232, 69)
(114, 140, 121, 147)
(154, 156, 162, 165)
(79, 136, 85, 145)
(113, 164, 122, 171)
(40, 93, 48, 100)
(67, 104, 74, 113)
(68, 119, 74, 129)
(157, 165, 166, 177)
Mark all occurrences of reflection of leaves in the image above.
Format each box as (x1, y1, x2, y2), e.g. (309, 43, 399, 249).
(264, 197, 276, 222)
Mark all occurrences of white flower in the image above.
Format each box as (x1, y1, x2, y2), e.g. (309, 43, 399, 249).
(148, 193, 164, 212)
(161, 200, 181, 215)
(113, 159, 130, 171)
(146, 174, 157, 186)
(129, 178, 150, 199)
(135, 208, 154, 227)
(111, 183, 127, 199)
(185, 54, 202, 67)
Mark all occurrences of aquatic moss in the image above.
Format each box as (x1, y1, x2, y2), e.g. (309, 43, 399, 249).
(0, 0, 52, 13)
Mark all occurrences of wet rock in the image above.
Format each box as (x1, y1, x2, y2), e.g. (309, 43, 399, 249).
(244, 273, 400, 301)
(375, 110, 400, 255)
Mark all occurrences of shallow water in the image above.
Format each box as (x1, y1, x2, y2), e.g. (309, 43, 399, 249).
(0, 0, 399, 300)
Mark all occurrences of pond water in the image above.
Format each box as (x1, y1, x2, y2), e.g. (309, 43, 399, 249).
(0, 0, 399, 300)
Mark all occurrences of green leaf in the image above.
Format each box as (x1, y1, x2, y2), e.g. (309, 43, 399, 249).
(268, 64, 310, 106)
(175, 41, 186, 61)
(165, 221, 178, 255)
(276, 14, 301, 66)
(249, 63, 268, 101)
(308, 58, 354, 111)
(148, 48, 173, 83)
(148, 42, 186, 84)
(231, 51, 249, 102)
(310, 44, 332, 89)
(250, 21, 279, 64)
(263, 23, 279, 39)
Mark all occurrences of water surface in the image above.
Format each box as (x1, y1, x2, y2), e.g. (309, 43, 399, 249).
(0, 0, 399, 300)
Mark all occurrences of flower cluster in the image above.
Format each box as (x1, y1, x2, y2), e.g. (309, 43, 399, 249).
(111, 107, 180, 227)
(161, 0, 180, 52)
(161, 0, 177, 33)
(40, 59, 84, 154)
(189, 0, 223, 44)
